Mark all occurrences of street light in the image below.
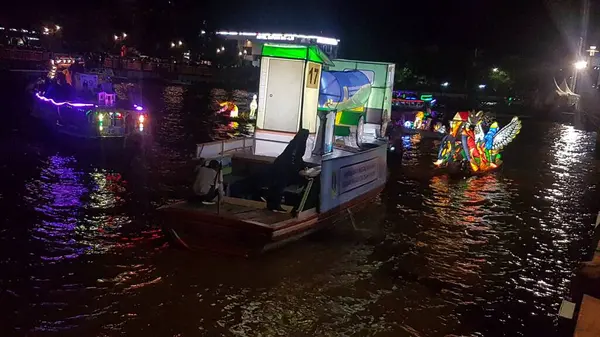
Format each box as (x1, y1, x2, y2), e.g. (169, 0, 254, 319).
(55, 25, 61, 31)
(574, 60, 588, 70)
(441, 82, 449, 87)
(171, 42, 175, 48)
(178, 40, 182, 46)
(492, 67, 499, 72)
(478, 84, 486, 89)
(122, 32, 127, 38)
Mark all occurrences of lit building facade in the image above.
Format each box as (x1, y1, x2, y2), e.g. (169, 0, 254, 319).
(215, 31, 339, 66)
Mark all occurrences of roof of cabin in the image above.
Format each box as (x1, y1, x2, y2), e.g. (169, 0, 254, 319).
(261, 44, 334, 66)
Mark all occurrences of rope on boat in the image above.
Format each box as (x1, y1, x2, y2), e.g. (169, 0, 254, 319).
(168, 229, 193, 251)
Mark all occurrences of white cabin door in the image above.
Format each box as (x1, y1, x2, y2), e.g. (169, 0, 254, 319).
(263, 58, 303, 132)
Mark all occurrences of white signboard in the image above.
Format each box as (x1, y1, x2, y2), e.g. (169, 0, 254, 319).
(319, 144, 387, 213)
(339, 158, 379, 195)
(257, 33, 295, 41)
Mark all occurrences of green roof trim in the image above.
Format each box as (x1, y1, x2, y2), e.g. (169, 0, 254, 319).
(262, 44, 334, 66)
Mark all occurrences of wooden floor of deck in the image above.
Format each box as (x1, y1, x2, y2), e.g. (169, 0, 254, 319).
(167, 197, 292, 226)
(574, 295, 600, 337)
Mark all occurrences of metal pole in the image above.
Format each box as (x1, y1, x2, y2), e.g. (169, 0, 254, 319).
(574, 0, 590, 111)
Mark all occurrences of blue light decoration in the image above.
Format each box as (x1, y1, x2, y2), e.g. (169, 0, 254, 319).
(404, 121, 412, 128)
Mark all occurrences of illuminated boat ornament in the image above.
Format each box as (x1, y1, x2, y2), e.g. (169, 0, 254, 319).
(434, 111, 522, 173)
(218, 101, 239, 118)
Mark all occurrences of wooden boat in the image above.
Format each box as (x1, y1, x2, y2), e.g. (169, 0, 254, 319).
(158, 137, 387, 256)
(158, 44, 393, 256)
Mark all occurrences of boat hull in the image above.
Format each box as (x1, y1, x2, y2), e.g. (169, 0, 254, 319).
(159, 184, 384, 257)
(31, 94, 148, 142)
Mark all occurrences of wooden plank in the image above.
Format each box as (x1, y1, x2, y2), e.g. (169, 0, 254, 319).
(574, 295, 600, 337)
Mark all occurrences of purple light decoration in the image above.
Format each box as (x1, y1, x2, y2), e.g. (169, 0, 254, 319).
(35, 92, 94, 107)
(135, 106, 144, 111)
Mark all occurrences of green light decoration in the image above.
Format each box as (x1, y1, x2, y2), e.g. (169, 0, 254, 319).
(420, 94, 433, 101)
(261, 44, 334, 65)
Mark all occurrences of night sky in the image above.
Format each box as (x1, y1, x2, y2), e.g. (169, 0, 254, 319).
(3, 0, 591, 65)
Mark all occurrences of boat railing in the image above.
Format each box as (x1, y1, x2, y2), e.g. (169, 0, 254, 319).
(196, 137, 254, 159)
(196, 135, 295, 160)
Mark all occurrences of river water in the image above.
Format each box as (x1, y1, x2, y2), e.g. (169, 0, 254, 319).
(1, 80, 600, 337)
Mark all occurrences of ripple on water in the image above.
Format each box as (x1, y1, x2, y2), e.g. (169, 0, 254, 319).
(2, 86, 600, 337)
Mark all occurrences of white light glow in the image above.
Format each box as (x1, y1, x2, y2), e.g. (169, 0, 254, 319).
(122, 32, 127, 38)
(575, 60, 588, 69)
(478, 84, 486, 89)
(55, 25, 61, 30)
(178, 40, 182, 46)
(238, 51, 242, 56)
(171, 42, 175, 47)
(216, 31, 340, 45)
(492, 67, 499, 72)
(441, 82, 449, 87)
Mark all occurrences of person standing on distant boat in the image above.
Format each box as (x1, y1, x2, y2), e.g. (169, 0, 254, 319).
(266, 129, 309, 213)
(191, 159, 224, 204)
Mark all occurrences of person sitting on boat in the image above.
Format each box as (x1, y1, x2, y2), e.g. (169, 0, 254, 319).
(266, 129, 310, 213)
(191, 159, 224, 205)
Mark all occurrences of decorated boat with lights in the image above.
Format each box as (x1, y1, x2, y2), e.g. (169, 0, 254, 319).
(433, 111, 522, 174)
(31, 57, 149, 139)
(158, 44, 394, 256)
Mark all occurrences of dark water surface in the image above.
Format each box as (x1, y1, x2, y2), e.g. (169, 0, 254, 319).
(1, 79, 600, 337)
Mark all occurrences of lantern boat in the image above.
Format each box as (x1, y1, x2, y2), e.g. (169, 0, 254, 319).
(31, 57, 149, 140)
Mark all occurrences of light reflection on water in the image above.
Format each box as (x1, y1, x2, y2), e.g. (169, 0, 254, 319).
(1, 82, 600, 337)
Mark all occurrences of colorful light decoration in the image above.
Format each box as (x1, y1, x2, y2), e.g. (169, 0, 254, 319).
(35, 92, 95, 107)
(134, 104, 144, 111)
(433, 111, 522, 173)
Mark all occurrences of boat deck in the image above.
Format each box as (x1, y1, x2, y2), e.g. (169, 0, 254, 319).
(166, 198, 293, 226)
(574, 295, 600, 337)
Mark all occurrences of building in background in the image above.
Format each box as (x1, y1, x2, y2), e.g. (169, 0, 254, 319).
(215, 31, 339, 66)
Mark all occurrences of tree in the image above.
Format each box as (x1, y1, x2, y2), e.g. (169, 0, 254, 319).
(394, 66, 414, 86)
(489, 69, 513, 93)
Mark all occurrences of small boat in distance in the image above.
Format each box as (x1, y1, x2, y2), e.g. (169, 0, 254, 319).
(158, 44, 394, 256)
(31, 57, 149, 140)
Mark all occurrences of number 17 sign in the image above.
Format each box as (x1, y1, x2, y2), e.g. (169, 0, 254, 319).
(306, 62, 321, 89)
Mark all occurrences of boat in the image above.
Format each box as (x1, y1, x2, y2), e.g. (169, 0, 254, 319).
(158, 44, 394, 256)
(31, 57, 149, 140)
